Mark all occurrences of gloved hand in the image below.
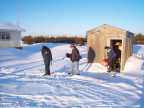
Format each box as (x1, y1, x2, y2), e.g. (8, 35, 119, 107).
(66, 53, 71, 58)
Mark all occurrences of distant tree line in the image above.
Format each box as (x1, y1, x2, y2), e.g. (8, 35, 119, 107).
(22, 36, 87, 46)
(133, 33, 144, 45)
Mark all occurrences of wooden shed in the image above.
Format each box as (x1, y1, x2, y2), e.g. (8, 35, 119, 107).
(87, 24, 134, 71)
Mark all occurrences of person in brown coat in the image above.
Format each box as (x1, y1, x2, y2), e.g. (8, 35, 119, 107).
(67, 44, 80, 75)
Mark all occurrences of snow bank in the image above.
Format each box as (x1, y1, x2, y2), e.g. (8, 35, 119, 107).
(124, 56, 144, 74)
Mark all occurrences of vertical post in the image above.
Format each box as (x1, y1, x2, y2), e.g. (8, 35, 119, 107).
(18, 0, 19, 27)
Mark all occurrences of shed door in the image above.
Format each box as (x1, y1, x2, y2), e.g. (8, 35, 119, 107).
(109, 39, 122, 72)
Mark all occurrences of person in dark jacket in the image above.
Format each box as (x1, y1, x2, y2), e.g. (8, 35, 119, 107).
(105, 46, 116, 73)
(68, 44, 80, 75)
(41, 46, 52, 76)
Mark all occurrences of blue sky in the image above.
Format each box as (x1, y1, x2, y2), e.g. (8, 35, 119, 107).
(0, 0, 144, 37)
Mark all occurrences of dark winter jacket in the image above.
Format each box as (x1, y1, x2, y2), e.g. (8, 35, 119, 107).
(70, 47, 80, 62)
(41, 46, 52, 63)
(107, 48, 116, 61)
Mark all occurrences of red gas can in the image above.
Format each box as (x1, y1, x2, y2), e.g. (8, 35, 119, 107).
(100, 59, 108, 67)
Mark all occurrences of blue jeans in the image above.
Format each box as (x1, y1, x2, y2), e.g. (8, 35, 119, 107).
(70, 61, 80, 74)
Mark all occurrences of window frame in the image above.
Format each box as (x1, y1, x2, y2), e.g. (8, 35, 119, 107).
(0, 32, 11, 40)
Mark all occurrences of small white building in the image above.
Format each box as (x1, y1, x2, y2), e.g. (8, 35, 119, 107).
(0, 22, 26, 49)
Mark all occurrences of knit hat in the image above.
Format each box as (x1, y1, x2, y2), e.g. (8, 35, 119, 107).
(104, 46, 110, 49)
(70, 44, 75, 48)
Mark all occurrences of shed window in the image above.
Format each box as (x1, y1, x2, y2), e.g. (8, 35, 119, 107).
(1, 33, 10, 40)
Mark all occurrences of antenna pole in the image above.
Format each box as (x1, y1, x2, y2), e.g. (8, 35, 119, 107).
(18, 0, 19, 27)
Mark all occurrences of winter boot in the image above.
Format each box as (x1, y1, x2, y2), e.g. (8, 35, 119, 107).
(44, 73, 50, 76)
(68, 73, 73, 75)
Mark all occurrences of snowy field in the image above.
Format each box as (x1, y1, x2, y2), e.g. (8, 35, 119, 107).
(0, 43, 144, 107)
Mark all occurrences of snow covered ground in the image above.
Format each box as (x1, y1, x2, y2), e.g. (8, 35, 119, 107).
(0, 43, 144, 107)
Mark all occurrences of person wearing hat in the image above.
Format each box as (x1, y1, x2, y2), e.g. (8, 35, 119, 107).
(41, 46, 52, 76)
(105, 46, 116, 73)
(68, 44, 80, 75)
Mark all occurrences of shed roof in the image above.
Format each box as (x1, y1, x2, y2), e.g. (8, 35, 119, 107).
(0, 22, 26, 32)
(87, 24, 134, 35)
